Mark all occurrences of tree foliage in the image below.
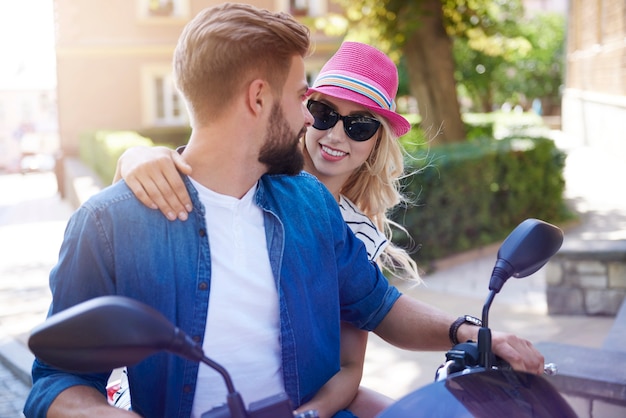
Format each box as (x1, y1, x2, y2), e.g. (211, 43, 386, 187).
(451, 4, 565, 113)
(505, 13, 565, 113)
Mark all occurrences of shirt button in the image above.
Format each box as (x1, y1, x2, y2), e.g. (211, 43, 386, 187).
(198, 282, 208, 290)
(183, 385, 192, 393)
(192, 335, 201, 343)
(199, 229, 206, 237)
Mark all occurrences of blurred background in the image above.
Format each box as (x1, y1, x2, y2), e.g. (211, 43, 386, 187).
(1, 1, 625, 417)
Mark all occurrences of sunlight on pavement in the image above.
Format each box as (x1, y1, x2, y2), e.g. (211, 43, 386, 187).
(362, 333, 439, 400)
(0, 172, 72, 337)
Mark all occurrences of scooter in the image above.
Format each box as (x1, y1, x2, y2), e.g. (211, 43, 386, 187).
(28, 218, 577, 417)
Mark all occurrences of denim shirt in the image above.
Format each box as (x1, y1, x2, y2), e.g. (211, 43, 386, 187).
(25, 172, 401, 418)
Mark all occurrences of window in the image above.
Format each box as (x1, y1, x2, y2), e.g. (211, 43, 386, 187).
(280, 0, 326, 17)
(141, 66, 188, 126)
(137, 0, 189, 20)
(290, 0, 309, 16)
(148, 0, 174, 17)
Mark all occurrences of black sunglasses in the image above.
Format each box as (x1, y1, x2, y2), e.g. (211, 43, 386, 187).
(307, 100, 381, 142)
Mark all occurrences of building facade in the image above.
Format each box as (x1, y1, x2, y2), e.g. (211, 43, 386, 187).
(53, 0, 343, 156)
(0, 0, 58, 172)
(562, 0, 626, 157)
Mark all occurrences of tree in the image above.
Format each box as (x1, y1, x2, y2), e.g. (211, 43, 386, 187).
(333, 0, 466, 143)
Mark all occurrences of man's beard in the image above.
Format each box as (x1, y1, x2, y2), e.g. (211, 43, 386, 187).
(258, 103, 307, 175)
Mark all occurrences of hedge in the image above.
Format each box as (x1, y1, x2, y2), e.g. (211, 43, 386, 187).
(79, 130, 154, 185)
(392, 135, 570, 270)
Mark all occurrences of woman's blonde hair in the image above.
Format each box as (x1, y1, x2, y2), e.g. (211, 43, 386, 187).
(173, 3, 310, 126)
(340, 117, 421, 282)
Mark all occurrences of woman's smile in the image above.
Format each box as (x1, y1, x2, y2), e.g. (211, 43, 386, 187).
(320, 144, 348, 161)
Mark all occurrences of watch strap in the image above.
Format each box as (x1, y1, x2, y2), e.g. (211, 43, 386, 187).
(449, 315, 482, 346)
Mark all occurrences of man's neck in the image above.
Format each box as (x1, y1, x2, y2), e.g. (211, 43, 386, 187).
(182, 126, 266, 199)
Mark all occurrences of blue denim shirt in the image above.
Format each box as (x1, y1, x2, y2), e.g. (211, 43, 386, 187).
(25, 172, 401, 418)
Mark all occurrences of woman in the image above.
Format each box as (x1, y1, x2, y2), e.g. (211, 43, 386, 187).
(114, 42, 421, 418)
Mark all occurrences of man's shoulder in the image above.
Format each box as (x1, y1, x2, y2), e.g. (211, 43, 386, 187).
(262, 171, 325, 194)
(259, 172, 337, 213)
(72, 181, 195, 238)
(79, 180, 152, 216)
(264, 172, 335, 200)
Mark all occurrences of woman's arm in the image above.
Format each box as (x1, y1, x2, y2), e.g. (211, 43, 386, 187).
(347, 387, 394, 418)
(114, 146, 193, 221)
(47, 386, 140, 418)
(294, 322, 367, 418)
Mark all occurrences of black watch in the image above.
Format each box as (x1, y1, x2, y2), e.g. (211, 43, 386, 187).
(449, 315, 482, 346)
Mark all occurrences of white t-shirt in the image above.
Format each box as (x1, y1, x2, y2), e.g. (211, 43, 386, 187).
(113, 191, 387, 413)
(190, 178, 283, 417)
(339, 195, 388, 262)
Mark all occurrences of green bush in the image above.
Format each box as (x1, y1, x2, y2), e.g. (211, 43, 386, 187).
(393, 136, 570, 270)
(137, 126, 191, 149)
(464, 121, 494, 140)
(79, 130, 154, 184)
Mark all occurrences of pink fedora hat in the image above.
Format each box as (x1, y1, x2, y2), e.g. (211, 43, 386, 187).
(307, 41, 411, 137)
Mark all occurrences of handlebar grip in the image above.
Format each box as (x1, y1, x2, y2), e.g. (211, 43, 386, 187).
(493, 355, 511, 370)
(494, 358, 558, 376)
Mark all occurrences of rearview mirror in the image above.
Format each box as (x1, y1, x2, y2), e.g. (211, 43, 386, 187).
(28, 296, 203, 372)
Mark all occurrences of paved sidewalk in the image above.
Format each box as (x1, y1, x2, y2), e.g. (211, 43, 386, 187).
(0, 172, 74, 417)
(0, 132, 625, 414)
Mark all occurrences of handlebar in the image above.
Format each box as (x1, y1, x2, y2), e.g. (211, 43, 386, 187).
(435, 340, 559, 382)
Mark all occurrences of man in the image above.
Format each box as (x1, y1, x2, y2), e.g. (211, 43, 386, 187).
(25, 3, 543, 417)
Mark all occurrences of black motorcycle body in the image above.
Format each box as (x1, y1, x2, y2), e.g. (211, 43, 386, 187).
(378, 369, 574, 417)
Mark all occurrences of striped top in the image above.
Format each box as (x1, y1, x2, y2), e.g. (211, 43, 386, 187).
(339, 195, 388, 262)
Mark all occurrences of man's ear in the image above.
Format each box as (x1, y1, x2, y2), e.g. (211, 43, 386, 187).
(246, 79, 270, 117)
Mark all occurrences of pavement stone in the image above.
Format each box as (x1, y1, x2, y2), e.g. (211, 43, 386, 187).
(0, 364, 28, 418)
(0, 131, 625, 414)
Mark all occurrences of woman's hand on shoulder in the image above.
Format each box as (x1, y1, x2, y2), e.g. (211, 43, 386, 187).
(114, 146, 193, 221)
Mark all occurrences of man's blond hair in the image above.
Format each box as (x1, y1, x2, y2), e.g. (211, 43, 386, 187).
(173, 3, 310, 126)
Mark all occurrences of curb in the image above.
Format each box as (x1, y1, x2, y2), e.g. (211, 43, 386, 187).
(0, 336, 34, 387)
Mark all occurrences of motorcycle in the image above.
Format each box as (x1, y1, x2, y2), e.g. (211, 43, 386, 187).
(28, 218, 576, 417)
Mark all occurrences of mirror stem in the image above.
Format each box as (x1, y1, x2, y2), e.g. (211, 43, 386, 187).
(226, 392, 248, 418)
(202, 356, 237, 394)
(202, 355, 248, 418)
(478, 290, 496, 369)
(481, 290, 496, 329)
(478, 327, 492, 369)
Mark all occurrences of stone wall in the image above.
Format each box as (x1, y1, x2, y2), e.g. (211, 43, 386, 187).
(536, 300, 626, 417)
(545, 240, 626, 315)
(538, 340, 626, 417)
